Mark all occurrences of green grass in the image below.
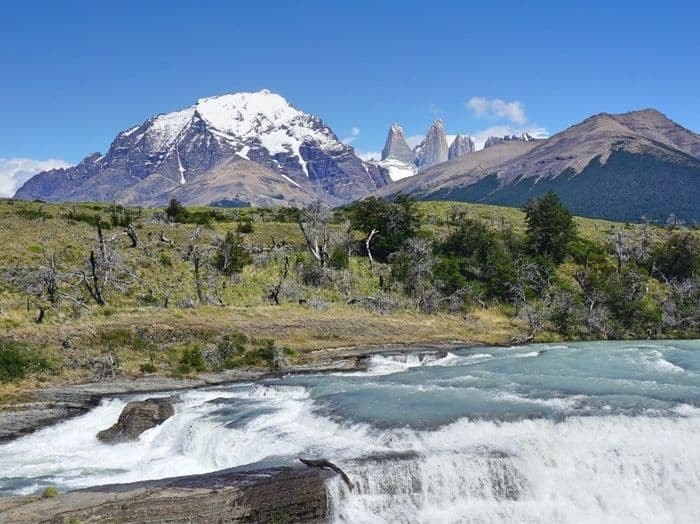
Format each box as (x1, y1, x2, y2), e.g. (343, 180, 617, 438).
(0, 197, 693, 398)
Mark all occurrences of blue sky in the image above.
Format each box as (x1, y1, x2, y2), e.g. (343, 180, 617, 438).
(1, 0, 699, 193)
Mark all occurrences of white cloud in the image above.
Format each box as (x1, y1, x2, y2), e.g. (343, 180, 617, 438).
(405, 135, 425, 148)
(342, 127, 361, 144)
(0, 158, 72, 197)
(357, 151, 381, 162)
(467, 97, 527, 125)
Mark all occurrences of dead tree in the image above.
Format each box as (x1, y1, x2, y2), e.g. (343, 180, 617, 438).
(82, 249, 106, 305)
(268, 256, 290, 305)
(298, 201, 332, 267)
(38, 252, 60, 305)
(183, 245, 205, 304)
(125, 223, 138, 248)
(79, 222, 125, 306)
(366, 228, 378, 269)
(509, 262, 553, 343)
(159, 231, 174, 245)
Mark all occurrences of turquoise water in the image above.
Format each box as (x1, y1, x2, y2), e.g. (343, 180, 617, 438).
(1, 340, 699, 522)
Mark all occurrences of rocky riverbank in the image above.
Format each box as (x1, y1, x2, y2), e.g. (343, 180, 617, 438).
(0, 465, 335, 523)
(0, 343, 468, 443)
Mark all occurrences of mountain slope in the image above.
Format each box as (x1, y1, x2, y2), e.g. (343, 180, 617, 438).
(380, 109, 700, 222)
(15, 90, 389, 206)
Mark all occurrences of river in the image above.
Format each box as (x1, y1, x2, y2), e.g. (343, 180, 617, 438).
(1, 340, 699, 523)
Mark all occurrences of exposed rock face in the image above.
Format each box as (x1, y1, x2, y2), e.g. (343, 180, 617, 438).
(0, 465, 334, 523)
(379, 109, 700, 222)
(14, 90, 390, 207)
(484, 133, 534, 148)
(381, 123, 416, 164)
(419, 119, 449, 168)
(97, 398, 175, 443)
(448, 134, 476, 160)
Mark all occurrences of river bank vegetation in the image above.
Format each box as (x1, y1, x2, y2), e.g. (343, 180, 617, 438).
(0, 194, 697, 398)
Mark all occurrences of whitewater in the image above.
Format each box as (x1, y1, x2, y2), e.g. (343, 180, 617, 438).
(1, 340, 699, 523)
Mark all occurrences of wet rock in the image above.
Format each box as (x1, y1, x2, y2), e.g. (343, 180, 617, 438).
(0, 465, 334, 523)
(97, 398, 175, 443)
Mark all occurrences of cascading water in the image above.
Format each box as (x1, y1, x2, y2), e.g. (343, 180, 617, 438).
(1, 340, 699, 523)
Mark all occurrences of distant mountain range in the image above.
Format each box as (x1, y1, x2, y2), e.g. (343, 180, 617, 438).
(14, 91, 700, 222)
(15, 90, 389, 207)
(378, 109, 700, 222)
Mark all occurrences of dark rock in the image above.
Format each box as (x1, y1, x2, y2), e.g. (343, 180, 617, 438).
(381, 123, 416, 164)
(419, 119, 449, 168)
(0, 465, 334, 523)
(97, 398, 175, 443)
(448, 134, 475, 160)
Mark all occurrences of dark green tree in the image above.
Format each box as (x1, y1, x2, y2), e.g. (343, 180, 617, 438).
(653, 232, 700, 280)
(347, 194, 421, 262)
(523, 191, 577, 264)
(214, 231, 252, 275)
(435, 216, 515, 298)
(165, 197, 189, 223)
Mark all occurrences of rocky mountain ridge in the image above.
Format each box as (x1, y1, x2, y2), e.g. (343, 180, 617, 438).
(378, 109, 700, 222)
(15, 90, 390, 207)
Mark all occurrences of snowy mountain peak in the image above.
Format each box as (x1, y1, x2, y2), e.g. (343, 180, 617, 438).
(15, 89, 390, 206)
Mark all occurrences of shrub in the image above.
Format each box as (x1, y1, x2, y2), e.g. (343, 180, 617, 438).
(653, 232, 700, 280)
(329, 246, 349, 270)
(346, 194, 421, 262)
(237, 217, 255, 234)
(178, 346, 205, 374)
(0, 342, 53, 383)
(140, 362, 156, 374)
(214, 231, 253, 275)
(16, 206, 52, 220)
(165, 197, 189, 223)
(42, 487, 58, 498)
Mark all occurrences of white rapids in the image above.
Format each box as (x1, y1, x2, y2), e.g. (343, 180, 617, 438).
(1, 340, 699, 523)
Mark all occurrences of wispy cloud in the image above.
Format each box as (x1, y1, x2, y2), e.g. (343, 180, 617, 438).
(404, 135, 424, 148)
(357, 151, 381, 162)
(467, 97, 527, 125)
(341, 127, 361, 144)
(0, 158, 72, 197)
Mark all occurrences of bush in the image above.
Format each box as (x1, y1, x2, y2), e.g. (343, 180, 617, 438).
(653, 232, 700, 280)
(17, 206, 53, 220)
(166, 197, 189, 223)
(237, 217, 255, 234)
(217, 333, 279, 369)
(0, 342, 53, 383)
(214, 231, 253, 275)
(178, 346, 205, 374)
(140, 362, 156, 374)
(329, 246, 349, 270)
(346, 194, 421, 262)
(42, 487, 58, 498)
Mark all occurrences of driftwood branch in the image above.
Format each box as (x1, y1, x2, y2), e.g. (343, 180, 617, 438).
(299, 457, 353, 491)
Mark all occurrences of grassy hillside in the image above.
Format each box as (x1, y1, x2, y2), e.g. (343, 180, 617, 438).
(0, 197, 696, 401)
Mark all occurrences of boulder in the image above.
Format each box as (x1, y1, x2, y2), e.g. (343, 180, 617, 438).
(97, 398, 175, 443)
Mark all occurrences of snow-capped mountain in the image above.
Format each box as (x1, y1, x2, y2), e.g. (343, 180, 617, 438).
(15, 90, 389, 206)
(373, 121, 477, 180)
